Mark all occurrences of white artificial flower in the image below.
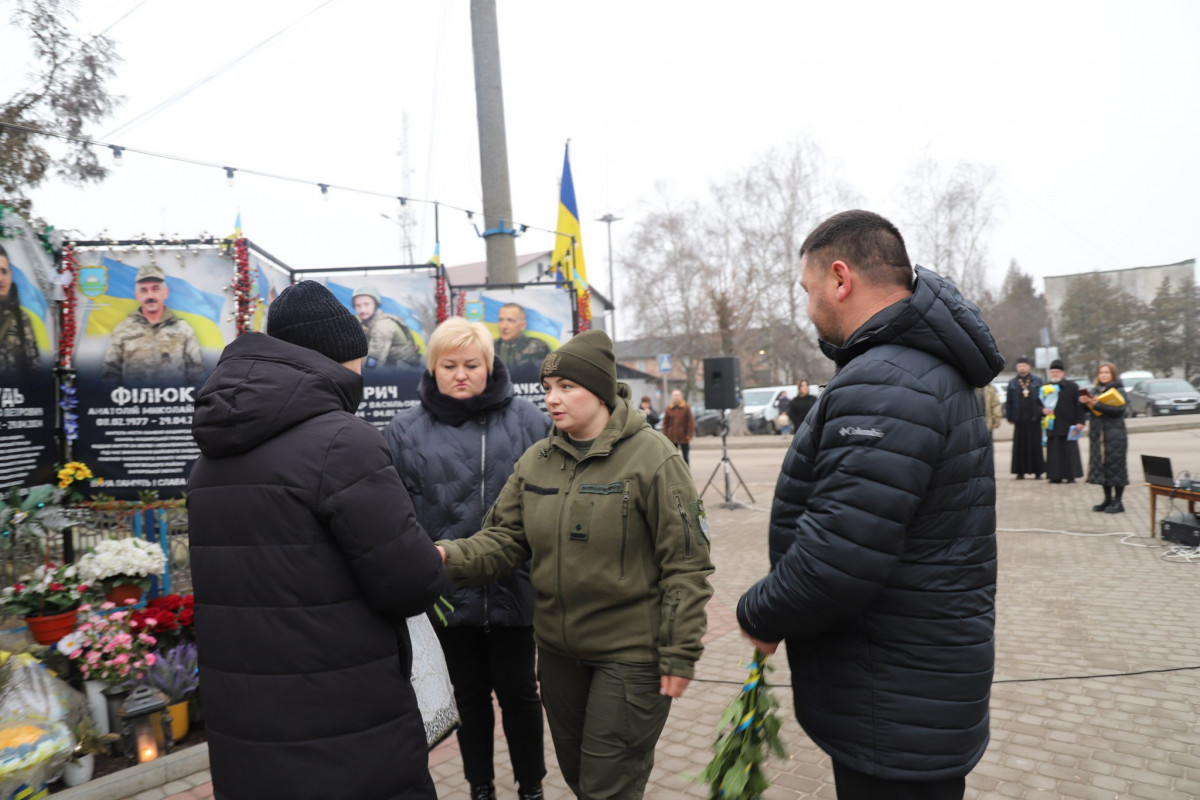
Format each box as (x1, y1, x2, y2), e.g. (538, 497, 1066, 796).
(57, 633, 82, 654)
(75, 537, 166, 582)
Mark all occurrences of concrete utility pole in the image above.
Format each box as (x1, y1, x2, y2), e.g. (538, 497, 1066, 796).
(597, 213, 621, 341)
(470, 0, 518, 284)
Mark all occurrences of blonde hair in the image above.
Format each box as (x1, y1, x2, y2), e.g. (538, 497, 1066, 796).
(426, 317, 495, 373)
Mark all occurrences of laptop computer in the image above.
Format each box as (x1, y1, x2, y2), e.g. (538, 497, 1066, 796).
(1142, 455, 1176, 487)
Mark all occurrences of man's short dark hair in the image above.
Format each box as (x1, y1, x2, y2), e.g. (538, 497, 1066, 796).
(800, 210, 912, 288)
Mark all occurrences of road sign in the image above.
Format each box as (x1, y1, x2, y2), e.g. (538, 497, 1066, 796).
(657, 354, 672, 373)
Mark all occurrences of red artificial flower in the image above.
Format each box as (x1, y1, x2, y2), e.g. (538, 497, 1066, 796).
(181, 594, 194, 608)
(77, 584, 89, 593)
(147, 609, 178, 633)
(49, 583, 65, 591)
(177, 606, 194, 627)
(12, 584, 24, 593)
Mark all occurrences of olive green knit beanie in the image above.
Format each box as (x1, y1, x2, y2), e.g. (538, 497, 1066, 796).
(540, 330, 617, 409)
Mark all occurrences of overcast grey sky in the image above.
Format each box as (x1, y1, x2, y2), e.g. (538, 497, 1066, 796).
(6, 1, 1198, 303)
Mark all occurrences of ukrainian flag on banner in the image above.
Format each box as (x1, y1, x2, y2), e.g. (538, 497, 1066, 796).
(480, 295, 563, 348)
(550, 143, 587, 297)
(11, 265, 52, 354)
(83, 257, 226, 349)
(327, 281, 426, 354)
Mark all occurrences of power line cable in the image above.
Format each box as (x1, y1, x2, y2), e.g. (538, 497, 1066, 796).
(102, 0, 340, 140)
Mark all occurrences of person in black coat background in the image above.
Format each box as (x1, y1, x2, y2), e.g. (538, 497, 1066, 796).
(786, 379, 817, 429)
(1043, 358, 1085, 483)
(188, 281, 445, 800)
(1082, 361, 1129, 512)
(385, 318, 549, 800)
(1005, 357, 1044, 479)
(738, 211, 1004, 799)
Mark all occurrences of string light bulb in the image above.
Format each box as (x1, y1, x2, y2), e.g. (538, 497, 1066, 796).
(319, 183, 329, 201)
(110, 145, 124, 166)
(225, 167, 236, 187)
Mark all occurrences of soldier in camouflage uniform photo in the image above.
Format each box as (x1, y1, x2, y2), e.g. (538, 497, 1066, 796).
(0, 244, 40, 377)
(352, 285, 422, 369)
(102, 264, 206, 385)
(494, 302, 551, 370)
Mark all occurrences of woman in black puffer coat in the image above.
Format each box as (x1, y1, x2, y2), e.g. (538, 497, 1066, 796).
(188, 282, 445, 800)
(1082, 362, 1129, 513)
(385, 318, 549, 800)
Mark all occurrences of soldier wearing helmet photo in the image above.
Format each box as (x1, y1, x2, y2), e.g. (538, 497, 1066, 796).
(352, 285, 421, 369)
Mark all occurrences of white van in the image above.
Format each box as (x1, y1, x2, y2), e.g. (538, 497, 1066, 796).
(742, 384, 808, 434)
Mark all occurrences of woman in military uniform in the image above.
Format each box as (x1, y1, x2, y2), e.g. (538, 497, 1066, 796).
(0, 245, 40, 376)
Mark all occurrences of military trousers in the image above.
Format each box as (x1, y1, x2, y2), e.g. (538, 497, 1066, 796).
(536, 647, 672, 800)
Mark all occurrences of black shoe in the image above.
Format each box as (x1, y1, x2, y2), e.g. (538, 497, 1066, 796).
(1105, 501, 1125, 513)
(1016, 474, 1025, 480)
(1066, 478, 1076, 484)
(1035, 474, 1043, 479)
(519, 785, 545, 800)
(1049, 479, 1062, 484)
(470, 784, 497, 800)
(1092, 502, 1111, 512)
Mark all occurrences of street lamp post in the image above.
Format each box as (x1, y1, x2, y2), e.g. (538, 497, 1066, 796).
(596, 213, 621, 342)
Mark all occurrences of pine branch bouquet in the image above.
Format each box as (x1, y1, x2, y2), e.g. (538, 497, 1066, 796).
(699, 649, 785, 800)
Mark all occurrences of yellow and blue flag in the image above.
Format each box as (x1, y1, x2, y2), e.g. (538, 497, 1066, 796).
(550, 143, 587, 297)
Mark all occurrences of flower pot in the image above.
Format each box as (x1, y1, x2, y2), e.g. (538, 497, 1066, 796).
(105, 583, 143, 606)
(61, 753, 95, 786)
(167, 700, 190, 742)
(23, 608, 79, 646)
(84, 680, 111, 735)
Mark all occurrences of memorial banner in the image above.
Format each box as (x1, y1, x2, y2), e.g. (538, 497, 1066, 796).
(71, 247, 235, 497)
(0, 213, 58, 488)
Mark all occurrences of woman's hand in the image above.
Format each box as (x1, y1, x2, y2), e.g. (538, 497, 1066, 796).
(1082, 396, 1097, 408)
(660, 675, 690, 698)
(436, 545, 446, 564)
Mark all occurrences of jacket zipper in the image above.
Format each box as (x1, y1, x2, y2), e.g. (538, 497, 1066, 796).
(676, 498, 693, 557)
(620, 480, 630, 579)
(556, 456, 578, 656)
(481, 421, 489, 630)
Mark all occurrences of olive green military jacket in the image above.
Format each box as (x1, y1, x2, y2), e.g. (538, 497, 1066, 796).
(101, 308, 205, 384)
(495, 335, 551, 369)
(439, 385, 715, 678)
(362, 312, 420, 368)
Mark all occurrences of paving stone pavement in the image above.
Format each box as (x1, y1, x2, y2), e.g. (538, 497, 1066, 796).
(135, 425, 1200, 800)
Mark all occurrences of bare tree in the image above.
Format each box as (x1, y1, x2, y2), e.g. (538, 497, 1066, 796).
(712, 139, 856, 385)
(1, 0, 122, 216)
(902, 158, 1000, 300)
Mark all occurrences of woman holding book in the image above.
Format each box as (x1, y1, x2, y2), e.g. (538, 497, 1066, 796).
(1081, 362, 1129, 513)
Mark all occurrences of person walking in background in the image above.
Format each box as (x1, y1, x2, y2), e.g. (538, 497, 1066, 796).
(1082, 362, 1128, 513)
(188, 281, 445, 799)
(385, 317, 549, 800)
(437, 331, 715, 800)
(1005, 357, 1044, 479)
(639, 395, 660, 428)
(1043, 359, 1084, 484)
(662, 389, 696, 465)
(737, 210, 1003, 800)
(977, 381, 1002, 435)
(786, 379, 817, 429)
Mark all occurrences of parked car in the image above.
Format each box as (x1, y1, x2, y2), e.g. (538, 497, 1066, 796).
(1119, 370, 1154, 385)
(1127, 378, 1200, 416)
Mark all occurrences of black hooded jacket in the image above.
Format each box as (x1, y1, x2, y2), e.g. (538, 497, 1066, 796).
(187, 332, 444, 800)
(737, 267, 1005, 781)
(384, 358, 548, 628)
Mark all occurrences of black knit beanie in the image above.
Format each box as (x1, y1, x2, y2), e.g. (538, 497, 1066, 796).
(540, 329, 617, 409)
(267, 281, 368, 364)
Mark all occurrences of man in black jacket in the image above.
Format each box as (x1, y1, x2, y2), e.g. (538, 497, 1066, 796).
(189, 281, 446, 800)
(737, 211, 1004, 800)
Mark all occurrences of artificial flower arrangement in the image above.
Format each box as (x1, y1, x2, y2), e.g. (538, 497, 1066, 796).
(74, 537, 165, 593)
(0, 563, 91, 619)
(58, 603, 158, 688)
(129, 594, 195, 648)
(143, 640, 198, 706)
(0, 461, 96, 549)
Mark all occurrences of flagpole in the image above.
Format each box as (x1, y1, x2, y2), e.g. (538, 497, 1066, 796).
(597, 213, 621, 342)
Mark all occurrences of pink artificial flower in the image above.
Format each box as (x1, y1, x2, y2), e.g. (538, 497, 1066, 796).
(112, 653, 130, 665)
(122, 598, 137, 605)
(138, 633, 154, 644)
(86, 651, 101, 664)
(99, 601, 115, 611)
(78, 603, 92, 612)
(119, 665, 130, 676)
(145, 652, 157, 666)
(69, 649, 83, 660)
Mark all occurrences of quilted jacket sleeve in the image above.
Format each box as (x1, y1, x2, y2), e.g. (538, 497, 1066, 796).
(737, 361, 947, 643)
(318, 419, 446, 621)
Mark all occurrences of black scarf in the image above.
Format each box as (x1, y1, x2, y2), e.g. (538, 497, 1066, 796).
(417, 356, 514, 427)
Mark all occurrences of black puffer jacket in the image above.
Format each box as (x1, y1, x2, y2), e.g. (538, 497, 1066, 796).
(738, 267, 1004, 781)
(188, 333, 444, 800)
(1086, 379, 1128, 486)
(384, 359, 548, 628)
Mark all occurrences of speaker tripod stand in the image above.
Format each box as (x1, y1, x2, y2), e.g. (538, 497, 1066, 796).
(700, 411, 755, 510)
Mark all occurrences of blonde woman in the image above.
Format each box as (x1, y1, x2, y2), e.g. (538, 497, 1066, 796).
(385, 317, 549, 800)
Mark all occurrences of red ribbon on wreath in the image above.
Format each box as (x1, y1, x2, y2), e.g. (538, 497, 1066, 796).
(435, 270, 450, 325)
(577, 289, 592, 333)
(229, 238, 254, 336)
